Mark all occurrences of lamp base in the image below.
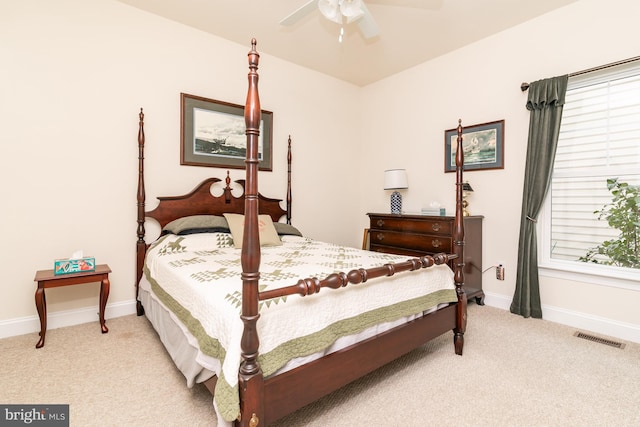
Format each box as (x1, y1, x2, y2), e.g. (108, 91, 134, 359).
(390, 191, 402, 214)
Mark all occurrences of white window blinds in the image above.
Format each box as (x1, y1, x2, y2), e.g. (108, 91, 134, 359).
(549, 60, 640, 263)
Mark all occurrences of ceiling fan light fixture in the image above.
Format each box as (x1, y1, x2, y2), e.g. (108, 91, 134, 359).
(318, 0, 342, 24)
(280, 0, 380, 40)
(319, 0, 365, 24)
(340, 0, 365, 19)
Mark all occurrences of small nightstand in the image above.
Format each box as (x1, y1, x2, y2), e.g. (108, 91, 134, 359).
(367, 213, 484, 304)
(33, 264, 111, 348)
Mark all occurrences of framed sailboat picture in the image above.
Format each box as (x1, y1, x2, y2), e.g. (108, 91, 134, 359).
(180, 93, 273, 171)
(444, 120, 504, 172)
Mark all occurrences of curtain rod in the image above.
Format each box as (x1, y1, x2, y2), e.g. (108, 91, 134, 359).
(520, 55, 640, 91)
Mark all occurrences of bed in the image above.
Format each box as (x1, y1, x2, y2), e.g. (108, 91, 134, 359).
(135, 39, 468, 427)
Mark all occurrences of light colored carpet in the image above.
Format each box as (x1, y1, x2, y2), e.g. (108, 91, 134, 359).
(1, 304, 638, 426)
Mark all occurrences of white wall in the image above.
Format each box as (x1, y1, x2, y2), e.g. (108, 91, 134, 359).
(0, 0, 360, 335)
(359, 0, 640, 341)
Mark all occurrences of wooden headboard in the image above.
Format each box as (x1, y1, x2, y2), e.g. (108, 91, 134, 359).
(145, 175, 288, 229)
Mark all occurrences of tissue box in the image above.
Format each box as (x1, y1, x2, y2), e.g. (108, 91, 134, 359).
(54, 257, 96, 275)
(421, 209, 441, 216)
(421, 208, 447, 216)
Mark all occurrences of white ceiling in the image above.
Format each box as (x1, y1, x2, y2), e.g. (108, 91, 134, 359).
(116, 0, 578, 86)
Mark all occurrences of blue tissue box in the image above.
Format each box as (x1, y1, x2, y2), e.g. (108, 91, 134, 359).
(54, 257, 96, 275)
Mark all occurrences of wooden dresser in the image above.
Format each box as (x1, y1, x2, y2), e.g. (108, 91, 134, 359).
(367, 213, 484, 304)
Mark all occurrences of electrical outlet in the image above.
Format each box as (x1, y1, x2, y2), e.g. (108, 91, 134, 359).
(496, 264, 505, 280)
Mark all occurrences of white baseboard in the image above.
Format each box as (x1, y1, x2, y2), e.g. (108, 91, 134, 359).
(3, 294, 638, 345)
(483, 291, 640, 344)
(0, 300, 137, 340)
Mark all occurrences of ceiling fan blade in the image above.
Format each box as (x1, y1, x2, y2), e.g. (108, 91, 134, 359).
(366, 0, 444, 9)
(356, 3, 379, 39)
(279, 0, 317, 26)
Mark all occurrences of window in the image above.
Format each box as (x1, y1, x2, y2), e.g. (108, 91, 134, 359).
(539, 60, 640, 287)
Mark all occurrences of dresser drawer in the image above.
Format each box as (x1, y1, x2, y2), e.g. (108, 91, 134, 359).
(369, 229, 453, 253)
(367, 213, 484, 304)
(369, 215, 452, 236)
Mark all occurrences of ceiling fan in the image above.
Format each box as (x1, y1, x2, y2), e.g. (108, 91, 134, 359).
(279, 0, 444, 40)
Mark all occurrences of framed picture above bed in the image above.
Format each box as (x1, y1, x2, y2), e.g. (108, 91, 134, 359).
(180, 93, 273, 171)
(444, 120, 504, 172)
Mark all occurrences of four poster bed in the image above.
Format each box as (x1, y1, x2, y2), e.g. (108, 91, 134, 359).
(135, 39, 468, 427)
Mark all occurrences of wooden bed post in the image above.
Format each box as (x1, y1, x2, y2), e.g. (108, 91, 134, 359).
(286, 136, 292, 225)
(238, 38, 265, 427)
(453, 119, 467, 355)
(136, 108, 146, 316)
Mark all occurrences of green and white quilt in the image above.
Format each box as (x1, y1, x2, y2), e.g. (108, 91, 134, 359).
(144, 232, 457, 423)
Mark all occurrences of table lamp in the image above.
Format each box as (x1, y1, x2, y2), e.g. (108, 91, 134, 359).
(384, 169, 408, 214)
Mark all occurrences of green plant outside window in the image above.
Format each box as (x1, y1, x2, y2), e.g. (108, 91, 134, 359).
(580, 178, 640, 268)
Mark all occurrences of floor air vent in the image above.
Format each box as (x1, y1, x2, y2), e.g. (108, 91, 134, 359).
(574, 331, 625, 349)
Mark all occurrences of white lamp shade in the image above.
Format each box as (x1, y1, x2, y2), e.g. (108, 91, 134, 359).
(384, 169, 408, 190)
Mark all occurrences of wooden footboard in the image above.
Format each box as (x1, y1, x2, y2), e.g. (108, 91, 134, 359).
(259, 252, 456, 300)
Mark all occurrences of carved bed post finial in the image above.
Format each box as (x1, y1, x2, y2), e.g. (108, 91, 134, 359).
(136, 108, 146, 316)
(238, 38, 265, 427)
(453, 119, 467, 355)
(224, 170, 232, 204)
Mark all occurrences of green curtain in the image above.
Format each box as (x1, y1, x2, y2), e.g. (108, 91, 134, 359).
(511, 75, 568, 318)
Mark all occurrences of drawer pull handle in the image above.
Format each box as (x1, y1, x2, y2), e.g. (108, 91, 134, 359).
(376, 233, 385, 241)
(431, 223, 441, 232)
(377, 219, 385, 227)
(432, 239, 441, 248)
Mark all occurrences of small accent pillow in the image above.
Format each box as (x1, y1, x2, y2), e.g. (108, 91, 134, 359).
(162, 215, 230, 235)
(223, 213, 283, 249)
(273, 222, 303, 237)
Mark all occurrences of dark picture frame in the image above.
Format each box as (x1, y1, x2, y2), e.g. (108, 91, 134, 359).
(444, 120, 504, 172)
(180, 93, 273, 171)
